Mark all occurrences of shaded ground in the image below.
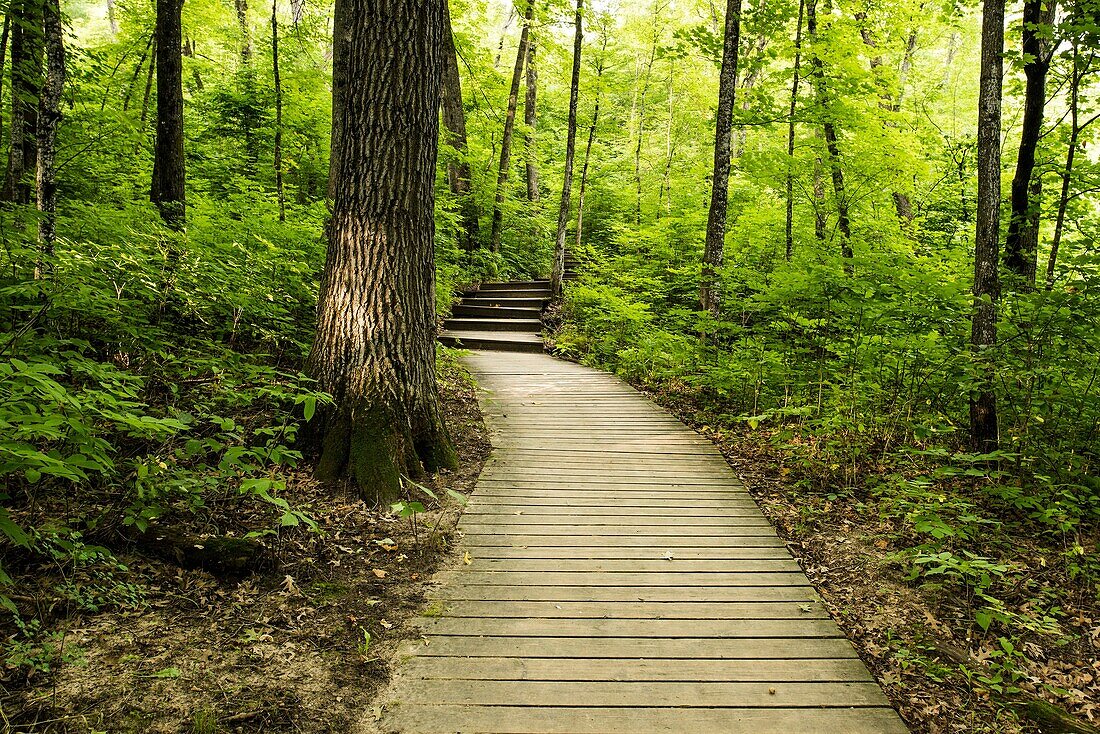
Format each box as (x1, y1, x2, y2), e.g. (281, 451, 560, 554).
(638, 385, 1100, 734)
(2, 356, 491, 733)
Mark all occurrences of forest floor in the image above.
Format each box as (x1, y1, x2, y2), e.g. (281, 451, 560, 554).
(642, 385, 1100, 734)
(2, 356, 491, 734)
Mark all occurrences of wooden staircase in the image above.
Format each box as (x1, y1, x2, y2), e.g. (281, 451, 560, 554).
(439, 280, 550, 353)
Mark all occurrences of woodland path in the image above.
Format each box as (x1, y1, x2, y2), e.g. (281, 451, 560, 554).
(378, 351, 908, 733)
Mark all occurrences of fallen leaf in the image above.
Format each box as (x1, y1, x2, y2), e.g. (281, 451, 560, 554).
(372, 569, 387, 579)
(463, 552, 473, 565)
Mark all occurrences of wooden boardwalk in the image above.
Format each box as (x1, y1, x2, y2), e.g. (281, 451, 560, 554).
(378, 352, 908, 733)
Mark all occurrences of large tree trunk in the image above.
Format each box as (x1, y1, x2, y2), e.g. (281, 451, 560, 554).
(699, 0, 741, 314)
(970, 0, 1005, 452)
(524, 34, 538, 203)
(35, 0, 63, 271)
(806, 0, 851, 263)
(784, 0, 804, 261)
(441, 0, 480, 251)
(3, 0, 43, 206)
(1004, 0, 1054, 287)
(272, 0, 285, 222)
(306, 0, 456, 503)
(152, 0, 186, 229)
(488, 1, 532, 254)
(551, 0, 583, 296)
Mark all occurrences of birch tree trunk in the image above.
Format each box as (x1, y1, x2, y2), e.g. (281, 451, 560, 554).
(489, 1, 532, 253)
(306, 0, 456, 503)
(700, 0, 741, 314)
(551, 0, 583, 296)
(970, 0, 1005, 452)
(235, 0, 252, 64)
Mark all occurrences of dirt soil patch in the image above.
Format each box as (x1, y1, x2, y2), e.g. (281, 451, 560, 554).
(1, 356, 491, 733)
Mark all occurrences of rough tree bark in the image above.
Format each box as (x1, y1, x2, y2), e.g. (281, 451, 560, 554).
(152, 0, 185, 229)
(806, 0, 852, 262)
(441, 0, 480, 251)
(524, 32, 538, 203)
(306, 0, 456, 503)
(1004, 0, 1055, 287)
(970, 0, 1005, 452)
(3, 0, 43, 206)
(785, 0, 804, 261)
(35, 0, 63, 270)
(488, 1, 532, 254)
(551, 0, 583, 297)
(700, 0, 741, 315)
(272, 0, 285, 222)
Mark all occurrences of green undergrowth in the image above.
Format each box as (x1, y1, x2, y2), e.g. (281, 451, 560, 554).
(554, 242, 1100, 727)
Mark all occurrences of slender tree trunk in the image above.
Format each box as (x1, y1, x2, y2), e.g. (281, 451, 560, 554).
(3, 0, 43, 206)
(524, 35, 538, 202)
(152, 0, 185, 228)
(107, 0, 119, 38)
(141, 38, 156, 123)
(272, 0, 285, 222)
(657, 62, 674, 218)
(123, 33, 154, 111)
(306, 0, 456, 503)
(700, 0, 741, 314)
(488, 1, 531, 254)
(1046, 44, 1098, 289)
(34, 0, 62, 274)
(575, 28, 607, 251)
(633, 30, 658, 225)
(290, 0, 303, 24)
(326, 0, 348, 200)
(806, 0, 851, 262)
(813, 143, 826, 241)
(235, 0, 253, 64)
(0, 13, 11, 148)
(551, 0, 583, 296)
(441, 0, 480, 251)
(970, 0, 1005, 452)
(1004, 0, 1054, 287)
(785, 0, 804, 261)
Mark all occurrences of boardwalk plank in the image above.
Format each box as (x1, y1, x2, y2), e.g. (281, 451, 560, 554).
(375, 351, 907, 733)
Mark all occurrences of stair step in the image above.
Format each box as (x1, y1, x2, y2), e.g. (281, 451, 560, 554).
(452, 304, 543, 319)
(472, 289, 551, 298)
(478, 280, 550, 291)
(438, 330, 544, 354)
(443, 318, 542, 333)
(462, 296, 547, 308)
